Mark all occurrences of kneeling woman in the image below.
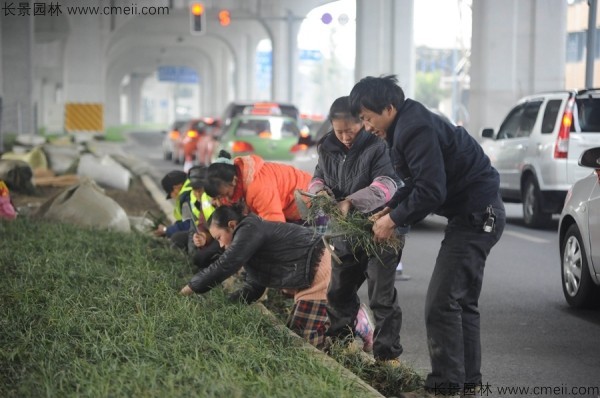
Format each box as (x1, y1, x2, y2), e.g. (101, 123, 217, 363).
(180, 206, 331, 348)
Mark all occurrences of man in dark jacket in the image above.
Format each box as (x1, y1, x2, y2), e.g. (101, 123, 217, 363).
(349, 75, 505, 397)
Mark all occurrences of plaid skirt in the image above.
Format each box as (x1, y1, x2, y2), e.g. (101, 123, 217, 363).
(286, 299, 329, 348)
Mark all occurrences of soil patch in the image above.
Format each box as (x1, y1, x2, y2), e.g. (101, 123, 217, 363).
(10, 176, 165, 219)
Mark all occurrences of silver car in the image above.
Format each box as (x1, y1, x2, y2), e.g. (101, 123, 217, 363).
(558, 147, 600, 309)
(481, 89, 600, 228)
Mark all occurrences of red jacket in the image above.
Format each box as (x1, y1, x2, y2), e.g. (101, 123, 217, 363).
(234, 155, 311, 222)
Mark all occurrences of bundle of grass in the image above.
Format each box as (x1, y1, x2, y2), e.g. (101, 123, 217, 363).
(326, 339, 424, 396)
(305, 194, 405, 262)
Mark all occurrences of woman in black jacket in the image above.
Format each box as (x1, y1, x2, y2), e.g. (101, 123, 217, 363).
(308, 96, 404, 362)
(179, 206, 331, 348)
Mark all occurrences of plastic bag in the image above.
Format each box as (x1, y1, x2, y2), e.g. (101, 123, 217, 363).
(0, 180, 17, 220)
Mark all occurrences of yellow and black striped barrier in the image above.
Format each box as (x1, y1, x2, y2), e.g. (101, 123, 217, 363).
(64, 103, 104, 133)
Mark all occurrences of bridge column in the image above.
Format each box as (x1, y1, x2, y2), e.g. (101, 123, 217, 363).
(1, 11, 35, 134)
(128, 73, 146, 125)
(63, 13, 106, 126)
(355, 0, 415, 97)
(469, 0, 567, 134)
(262, 6, 302, 103)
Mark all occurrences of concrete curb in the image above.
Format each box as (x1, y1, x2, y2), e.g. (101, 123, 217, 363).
(255, 303, 385, 398)
(140, 174, 175, 223)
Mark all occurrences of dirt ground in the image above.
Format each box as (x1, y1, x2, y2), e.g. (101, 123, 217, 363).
(10, 176, 165, 219)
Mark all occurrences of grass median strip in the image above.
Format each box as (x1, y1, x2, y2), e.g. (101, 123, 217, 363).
(0, 219, 372, 397)
(1, 218, 425, 397)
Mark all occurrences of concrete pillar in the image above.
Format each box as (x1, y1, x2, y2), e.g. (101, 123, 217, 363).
(63, 14, 105, 103)
(105, 75, 121, 128)
(264, 7, 301, 102)
(41, 79, 62, 132)
(236, 34, 251, 100)
(355, 0, 415, 97)
(469, 0, 566, 134)
(128, 73, 146, 125)
(1, 11, 35, 134)
(0, 14, 3, 96)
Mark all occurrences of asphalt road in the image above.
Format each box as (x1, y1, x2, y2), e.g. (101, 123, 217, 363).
(359, 206, 600, 398)
(128, 130, 600, 398)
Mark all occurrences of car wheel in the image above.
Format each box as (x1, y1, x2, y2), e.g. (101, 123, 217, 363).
(561, 224, 600, 309)
(522, 176, 551, 228)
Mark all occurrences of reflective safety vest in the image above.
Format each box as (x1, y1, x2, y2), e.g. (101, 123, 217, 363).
(192, 191, 215, 225)
(173, 179, 193, 221)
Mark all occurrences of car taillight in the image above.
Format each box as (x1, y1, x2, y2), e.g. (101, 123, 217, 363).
(169, 130, 180, 140)
(554, 98, 574, 159)
(187, 130, 199, 139)
(290, 143, 308, 153)
(231, 141, 254, 153)
(300, 126, 310, 138)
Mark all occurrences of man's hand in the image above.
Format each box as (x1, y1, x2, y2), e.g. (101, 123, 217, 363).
(369, 207, 391, 222)
(372, 213, 396, 242)
(153, 224, 167, 237)
(193, 232, 207, 248)
(180, 285, 194, 296)
(337, 199, 352, 217)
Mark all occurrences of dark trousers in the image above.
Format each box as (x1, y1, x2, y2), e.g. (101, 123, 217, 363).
(326, 238, 403, 360)
(191, 239, 221, 269)
(424, 200, 505, 394)
(170, 231, 189, 250)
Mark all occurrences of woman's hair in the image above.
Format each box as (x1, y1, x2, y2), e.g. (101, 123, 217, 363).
(188, 165, 208, 180)
(328, 96, 361, 124)
(188, 165, 208, 189)
(317, 96, 362, 148)
(207, 205, 244, 228)
(213, 150, 233, 165)
(205, 151, 236, 197)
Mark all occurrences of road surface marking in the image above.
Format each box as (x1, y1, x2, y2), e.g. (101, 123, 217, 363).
(504, 230, 550, 244)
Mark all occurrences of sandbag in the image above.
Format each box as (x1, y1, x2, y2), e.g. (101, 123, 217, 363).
(36, 177, 130, 232)
(0, 159, 35, 194)
(42, 143, 81, 175)
(77, 153, 131, 191)
(15, 135, 46, 147)
(1, 146, 48, 170)
(111, 153, 152, 177)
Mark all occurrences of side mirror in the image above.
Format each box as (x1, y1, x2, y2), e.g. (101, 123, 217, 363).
(480, 128, 494, 139)
(578, 147, 600, 168)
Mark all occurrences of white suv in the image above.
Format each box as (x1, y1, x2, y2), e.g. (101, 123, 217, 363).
(480, 89, 600, 228)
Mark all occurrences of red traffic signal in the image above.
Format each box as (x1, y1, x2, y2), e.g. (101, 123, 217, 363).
(190, 3, 206, 35)
(218, 9, 231, 26)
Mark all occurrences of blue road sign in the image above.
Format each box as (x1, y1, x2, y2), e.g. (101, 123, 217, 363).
(158, 66, 200, 83)
(299, 49, 322, 62)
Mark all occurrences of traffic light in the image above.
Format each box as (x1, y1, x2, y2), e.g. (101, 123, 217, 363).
(218, 9, 231, 26)
(190, 2, 206, 35)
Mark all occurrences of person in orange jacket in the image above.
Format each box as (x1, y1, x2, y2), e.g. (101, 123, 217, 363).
(205, 151, 312, 223)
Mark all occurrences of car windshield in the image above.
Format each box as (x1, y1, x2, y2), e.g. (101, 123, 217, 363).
(235, 118, 299, 139)
(173, 121, 187, 130)
(575, 97, 600, 132)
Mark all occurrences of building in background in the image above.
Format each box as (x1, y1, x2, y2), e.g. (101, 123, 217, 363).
(566, 0, 599, 88)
